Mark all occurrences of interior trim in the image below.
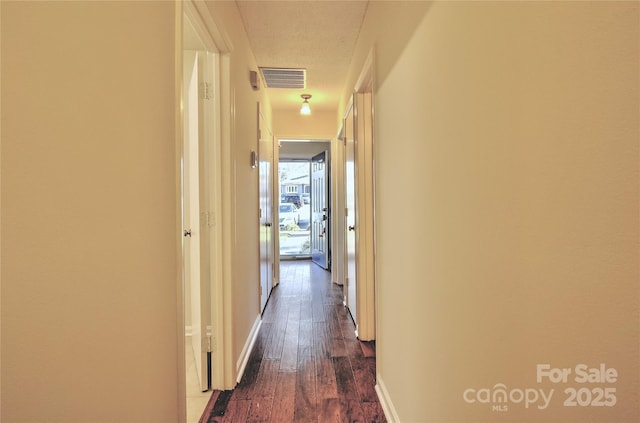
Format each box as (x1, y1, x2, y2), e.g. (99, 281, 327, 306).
(375, 373, 400, 423)
(236, 315, 262, 384)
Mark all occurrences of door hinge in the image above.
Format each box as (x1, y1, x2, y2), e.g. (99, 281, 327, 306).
(208, 211, 216, 228)
(345, 207, 349, 217)
(200, 82, 212, 100)
(200, 211, 208, 228)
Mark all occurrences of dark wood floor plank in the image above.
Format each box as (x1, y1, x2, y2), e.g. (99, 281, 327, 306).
(205, 390, 233, 422)
(362, 401, 388, 423)
(199, 390, 221, 423)
(328, 308, 347, 358)
(351, 356, 378, 403)
(359, 340, 376, 358)
(252, 359, 280, 398)
(213, 399, 251, 423)
(335, 304, 357, 340)
(246, 397, 273, 422)
(280, 301, 301, 371)
(300, 296, 314, 322)
(261, 287, 281, 324)
(311, 298, 327, 323)
(263, 312, 287, 360)
(293, 353, 317, 422)
(200, 261, 386, 423)
(244, 359, 279, 421)
(333, 353, 367, 421)
(317, 397, 341, 423)
(297, 319, 314, 358)
(314, 357, 338, 401)
(251, 322, 270, 360)
(312, 322, 332, 360)
(344, 338, 364, 360)
(232, 357, 260, 400)
(338, 398, 366, 422)
(269, 371, 296, 423)
(333, 356, 359, 401)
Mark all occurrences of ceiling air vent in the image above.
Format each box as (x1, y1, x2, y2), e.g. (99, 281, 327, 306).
(260, 68, 306, 89)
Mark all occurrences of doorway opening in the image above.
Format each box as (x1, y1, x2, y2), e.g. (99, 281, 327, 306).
(279, 159, 311, 258)
(278, 140, 331, 270)
(180, 2, 233, 420)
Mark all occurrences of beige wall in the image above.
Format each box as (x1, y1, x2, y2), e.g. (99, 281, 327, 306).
(279, 141, 331, 160)
(273, 109, 338, 142)
(1, 2, 180, 422)
(344, 1, 639, 422)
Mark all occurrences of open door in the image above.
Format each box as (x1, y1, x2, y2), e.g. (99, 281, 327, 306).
(344, 102, 357, 325)
(354, 91, 375, 341)
(182, 50, 208, 392)
(311, 151, 329, 269)
(258, 105, 274, 312)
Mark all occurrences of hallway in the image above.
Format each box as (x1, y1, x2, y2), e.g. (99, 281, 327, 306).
(200, 261, 386, 422)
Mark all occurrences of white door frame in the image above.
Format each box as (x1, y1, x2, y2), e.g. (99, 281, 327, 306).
(351, 51, 376, 341)
(177, 2, 234, 421)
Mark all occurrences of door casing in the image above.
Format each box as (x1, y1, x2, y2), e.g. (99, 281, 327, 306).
(177, 4, 235, 422)
(340, 51, 376, 341)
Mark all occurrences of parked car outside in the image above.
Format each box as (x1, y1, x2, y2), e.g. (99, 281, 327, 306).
(296, 204, 311, 230)
(281, 194, 302, 208)
(279, 203, 299, 229)
(301, 193, 310, 204)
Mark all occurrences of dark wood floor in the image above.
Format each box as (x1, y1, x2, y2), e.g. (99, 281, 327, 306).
(200, 260, 386, 423)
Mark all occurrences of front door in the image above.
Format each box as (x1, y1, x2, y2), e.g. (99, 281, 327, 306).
(311, 151, 329, 269)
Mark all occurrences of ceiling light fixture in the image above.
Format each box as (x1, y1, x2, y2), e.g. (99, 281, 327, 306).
(300, 94, 312, 115)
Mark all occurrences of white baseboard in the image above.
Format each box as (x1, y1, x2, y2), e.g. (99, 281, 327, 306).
(376, 373, 400, 423)
(236, 315, 262, 383)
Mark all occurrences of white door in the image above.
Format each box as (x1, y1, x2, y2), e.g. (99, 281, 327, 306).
(354, 92, 375, 341)
(183, 50, 208, 392)
(258, 105, 274, 312)
(344, 102, 357, 327)
(311, 151, 329, 269)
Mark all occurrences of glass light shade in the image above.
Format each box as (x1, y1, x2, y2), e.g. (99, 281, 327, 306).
(300, 101, 311, 115)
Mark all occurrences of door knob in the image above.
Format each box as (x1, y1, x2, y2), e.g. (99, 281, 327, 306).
(348, 226, 355, 231)
(184, 229, 192, 237)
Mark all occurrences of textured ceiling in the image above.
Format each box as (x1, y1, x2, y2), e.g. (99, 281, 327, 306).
(236, 0, 369, 114)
